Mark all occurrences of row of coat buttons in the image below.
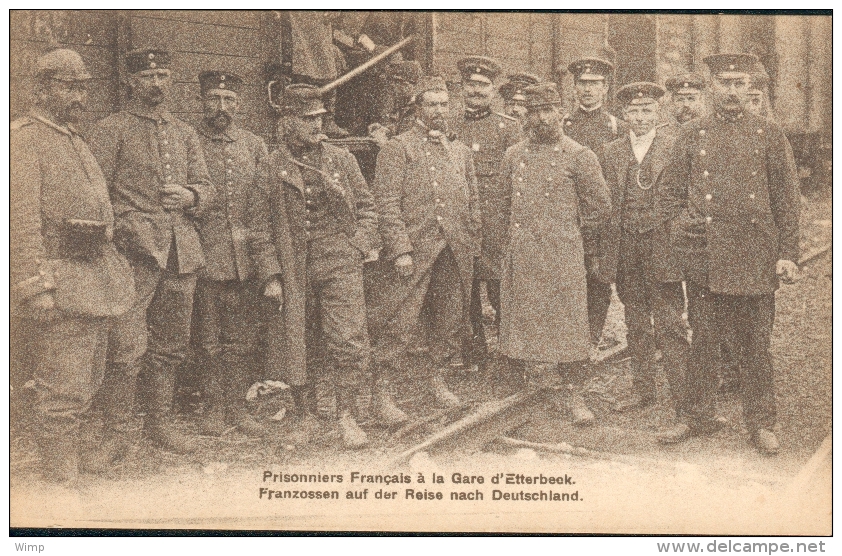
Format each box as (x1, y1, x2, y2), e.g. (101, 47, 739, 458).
(159, 126, 173, 183)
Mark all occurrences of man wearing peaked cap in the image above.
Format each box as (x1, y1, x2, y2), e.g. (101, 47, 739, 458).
(88, 48, 213, 455)
(598, 82, 689, 415)
(562, 57, 628, 353)
(498, 80, 611, 426)
(11, 49, 136, 483)
(657, 53, 800, 454)
(367, 72, 481, 413)
(665, 72, 706, 124)
(248, 83, 379, 449)
(192, 70, 272, 438)
(499, 73, 541, 123)
(452, 56, 522, 368)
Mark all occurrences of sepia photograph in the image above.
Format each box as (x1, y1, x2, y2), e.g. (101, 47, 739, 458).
(7, 8, 833, 535)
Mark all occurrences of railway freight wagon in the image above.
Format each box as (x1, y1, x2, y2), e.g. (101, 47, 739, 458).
(11, 11, 831, 182)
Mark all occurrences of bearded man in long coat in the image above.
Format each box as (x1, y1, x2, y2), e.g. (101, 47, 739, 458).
(499, 82, 611, 425)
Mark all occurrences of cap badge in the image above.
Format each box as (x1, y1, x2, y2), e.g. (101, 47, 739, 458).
(638, 91, 643, 97)
(219, 82, 225, 89)
(220, 75, 225, 81)
(683, 82, 689, 88)
(729, 64, 735, 70)
(149, 62, 157, 69)
(148, 53, 155, 60)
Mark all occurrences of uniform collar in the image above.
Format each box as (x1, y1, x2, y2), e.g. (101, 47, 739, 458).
(125, 99, 172, 123)
(197, 120, 238, 142)
(715, 109, 746, 123)
(29, 109, 76, 137)
(578, 102, 603, 114)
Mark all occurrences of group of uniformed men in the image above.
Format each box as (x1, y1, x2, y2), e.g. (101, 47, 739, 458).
(11, 44, 800, 487)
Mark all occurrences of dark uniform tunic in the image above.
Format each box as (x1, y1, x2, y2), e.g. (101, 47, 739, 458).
(601, 124, 688, 408)
(194, 123, 269, 404)
(89, 101, 213, 419)
(250, 142, 379, 389)
(452, 108, 522, 359)
(11, 112, 135, 454)
(368, 124, 481, 367)
(659, 111, 800, 432)
(563, 105, 628, 343)
(499, 135, 611, 365)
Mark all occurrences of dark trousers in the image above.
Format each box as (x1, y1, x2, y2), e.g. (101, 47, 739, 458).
(124, 260, 197, 420)
(379, 246, 465, 368)
(684, 283, 777, 432)
(586, 272, 613, 344)
(305, 235, 370, 390)
(469, 278, 501, 360)
(195, 279, 265, 406)
(616, 231, 689, 409)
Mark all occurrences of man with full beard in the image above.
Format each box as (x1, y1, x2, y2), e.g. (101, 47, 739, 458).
(498, 82, 611, 425)
(89, 49, 213, 454)
(665, 73, 707, 124)
(192, 71, 276, 437)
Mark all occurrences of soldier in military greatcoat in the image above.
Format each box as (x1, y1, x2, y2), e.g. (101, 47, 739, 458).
(664, 72, 707, 125)
(193, 71, 275, 437)
(11, 49, 136, 483)
(562, 58, 629, 349)
(368, 75, 482, 412)
(657, 54, 800, 454)
(498, 82, 612, 425)
(248, 84, 379, 449)
(452, 56, 522, 366)
(89, 49, 214, 455)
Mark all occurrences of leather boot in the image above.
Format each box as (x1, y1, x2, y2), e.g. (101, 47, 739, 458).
(336, 389, 369, 450)
(752, 428, 780, 455)
(200, 355, 226, 436)
(38, 431, 80, 486)
(371, 376, 409, 427)
(199, 403, 227, 436)
(142, 364, 198, 453)
(284, 386, 322, 446)
(83, 366, 140, 474)
(566, 386, 595, 426)
(431, 372, 461, 408)
(230, 403, 267, 437)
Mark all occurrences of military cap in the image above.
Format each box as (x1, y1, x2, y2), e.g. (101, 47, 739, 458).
(523, 82, 562, 110)
(616, 82, 667, 106)
(568, 58, 614, 81)
(499, 73, 542, 102)
(36, 48, 92, 81)
(414, 75, 448, 100)
(199, 71, 243, 94)
(125, 49, 171, 74)
(665, 72, 706, 93)
(388, 60, 422, 84)
(282, 84, 327, 117)
(457, 56, 502, 84)
(703, 53, 758, 78)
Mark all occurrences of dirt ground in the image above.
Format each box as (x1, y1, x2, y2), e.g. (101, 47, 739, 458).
(9, 194, 832, 533)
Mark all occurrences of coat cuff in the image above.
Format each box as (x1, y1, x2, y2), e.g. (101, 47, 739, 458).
(385, 236, 413, 260)
(12, 264, 56, 304)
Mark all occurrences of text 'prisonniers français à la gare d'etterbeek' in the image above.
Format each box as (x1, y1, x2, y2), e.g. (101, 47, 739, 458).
(258, 470, 582, 502)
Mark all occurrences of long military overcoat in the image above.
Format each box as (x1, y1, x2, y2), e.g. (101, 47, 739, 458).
(658, 112, 800, 295)
(596, 123, 683, 284)
(249, 141, 379, 386)
(499, 135, 611, 364)
(452, 111, 521, 279)
(366, 124, 481, 342)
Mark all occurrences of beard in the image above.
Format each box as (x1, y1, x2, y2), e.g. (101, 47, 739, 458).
(675, 107, 695, 123)
(426, 116, 448, 133)
(61, 101, 85, 124)
(141, 87, 165, 106)
(206, 111, 232, 131)
(528, 122, 561, 144)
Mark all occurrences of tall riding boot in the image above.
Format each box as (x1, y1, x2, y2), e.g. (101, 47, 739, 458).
(371, 374, 409, 427)
(226, 361, 266, 437)
(336, 388, 369, 450)
(613, 358, 657, 412)
(566, 384, 595, 426)
(82, 364, 139, 474)
(431, 369, 461, 408)
(199, 357, 226, 436)
(143, 365, 198, 454)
